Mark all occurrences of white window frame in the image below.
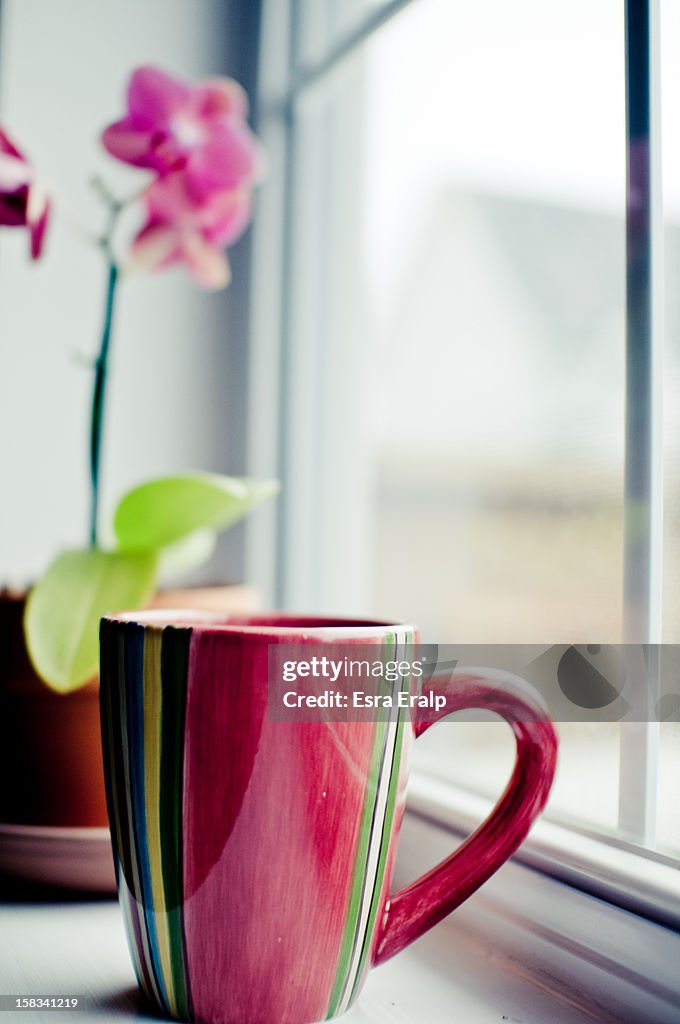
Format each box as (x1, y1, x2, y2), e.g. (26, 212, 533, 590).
(246, 0, 678, 929)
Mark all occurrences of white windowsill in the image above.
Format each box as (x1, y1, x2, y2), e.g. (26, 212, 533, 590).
(393, 803, 680, 1024)
(407, 772, 680, 930)
(1, 807, 678, 1023)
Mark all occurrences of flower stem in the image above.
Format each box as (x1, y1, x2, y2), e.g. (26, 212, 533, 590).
(89, 259, 119, 546)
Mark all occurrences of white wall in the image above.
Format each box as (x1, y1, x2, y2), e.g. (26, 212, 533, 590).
(0, 0, 249, 582)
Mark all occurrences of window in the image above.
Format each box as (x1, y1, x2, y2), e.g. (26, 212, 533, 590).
(248, 0, 679, 909)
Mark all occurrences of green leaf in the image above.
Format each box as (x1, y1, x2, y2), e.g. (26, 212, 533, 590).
(24, 547, 158, 694)
(113, 472, 280, 552)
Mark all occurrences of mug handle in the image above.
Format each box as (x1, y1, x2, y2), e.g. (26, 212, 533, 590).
(373, 669, 558, 964)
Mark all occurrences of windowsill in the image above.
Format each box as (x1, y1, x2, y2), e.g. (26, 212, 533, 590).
(392, 809, 680, 1024)
(406, 773, 680, 930)
(0, 811, 678, 1023)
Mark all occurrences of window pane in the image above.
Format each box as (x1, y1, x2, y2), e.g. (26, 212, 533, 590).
(296, 0, 391, 66)
(657, 0, 680, 857)
(661, 0, 680, 644)
(286, 0, 627, 838)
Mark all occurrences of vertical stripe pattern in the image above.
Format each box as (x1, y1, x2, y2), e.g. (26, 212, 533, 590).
(100, 621, 191, 1017)
(325, 630, 412, 1018)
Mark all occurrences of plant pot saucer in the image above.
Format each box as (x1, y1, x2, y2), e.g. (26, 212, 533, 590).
(0, 823, 116, 895)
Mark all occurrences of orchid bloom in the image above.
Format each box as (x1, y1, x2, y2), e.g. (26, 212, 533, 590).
(102, 66, 263, 200)
(0, 128, 50, 259)
(130, 171, 252, 289)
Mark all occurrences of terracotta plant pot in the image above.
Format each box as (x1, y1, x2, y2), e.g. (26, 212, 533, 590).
(0, 584, 257, 891)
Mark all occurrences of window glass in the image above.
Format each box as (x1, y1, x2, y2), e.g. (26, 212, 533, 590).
(297, 0, 390, 66)
(662, 0, 680, 642)
(284, 1, 680, 845)
(658, 0, 680, 857)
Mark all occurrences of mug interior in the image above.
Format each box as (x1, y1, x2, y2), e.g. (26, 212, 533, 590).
(103, 609, 414, 636)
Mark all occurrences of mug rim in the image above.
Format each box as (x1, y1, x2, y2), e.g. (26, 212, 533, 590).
(102, 609, 418, 639)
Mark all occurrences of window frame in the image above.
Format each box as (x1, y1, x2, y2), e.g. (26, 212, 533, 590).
(246, 0, 675, 911)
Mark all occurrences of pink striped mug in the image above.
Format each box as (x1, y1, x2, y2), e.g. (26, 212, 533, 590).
(100, 612, 557, 1024)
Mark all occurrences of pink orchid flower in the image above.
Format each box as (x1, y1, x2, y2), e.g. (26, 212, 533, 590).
(0, 128, 50, 259)
(102, 65, 263, 200)
(130, 171, 252, 289)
